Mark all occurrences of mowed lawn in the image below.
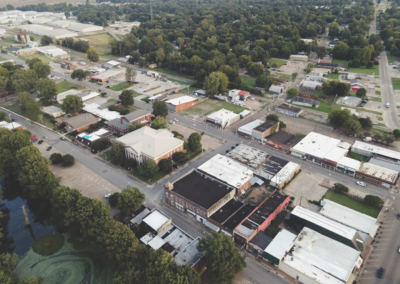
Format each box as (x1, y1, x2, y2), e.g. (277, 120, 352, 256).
(22, 54, 52, 64)
(56, 81, 82, 93)
(392, 77, 400, 90)
(78, 33, 113, 56)
(323, 189, 380, 217)
(241, 75, 256, 87)
(269, 58, 286, 68)
(332, 59, 379, 75)
(110, 82, 131, 91)
(187, 100, 248, 117)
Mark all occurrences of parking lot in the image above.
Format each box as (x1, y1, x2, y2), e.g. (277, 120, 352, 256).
(130, 72, 188, 96)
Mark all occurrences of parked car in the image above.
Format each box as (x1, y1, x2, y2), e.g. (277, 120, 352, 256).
(60, 137, 66, 141)
(38, 140, 43, 144)
(377, 267, 385, 278)
(356, 181, 367, 187)
(43, 135, 48, 139)
(174, 118, 178, 122)
(386, 103, 390, 108)
(397, 213, 400, 220)
(46, 146, 52, 151)
(98, 89, 102, 92)
(104, 193, 112, 199)
(200, 132, 204, 136)
(363, 137, 372, 142)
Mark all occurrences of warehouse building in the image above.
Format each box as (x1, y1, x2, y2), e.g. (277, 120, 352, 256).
(37, 45, 69, 59)
(165, 96, 198, 113)
(351, 141, 400, 163)
(197, 154, 254, 194)
(280, 227, 362, 284)
(17, 24, 78, 39)
(205, 109, 240, 129)
(356, 162, 399, 188)
(164, 170, 236, 224)
(47, 20, 104, 33)
(57, 89, 100, 104)
(291, 97, 320, 108)
(90, 70, 121, 83)
(237, 119, 264, 138)
(263, 229, 297, 265)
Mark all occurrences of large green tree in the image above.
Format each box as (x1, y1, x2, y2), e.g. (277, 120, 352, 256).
(152, 101, 168, 117)
(328, 109, 351, 129)
(61, 95, 83, 114)
(117, 187, 145, 217)
(12, 69, 38, 93)
(198, 232, 246, 284)
(188, 132, 202, 152)
(33, 62, 51, 79)
(35, 79, 57, 105)
(24, 100, 42, 121)
(40, 35, 53, 46)
(151, 116, 167, 130)
(86, 47, 99, 62)
(139, 160, 159, 178)
(125, 67, 137, 82)
(110, 142, 125, 165)
(203, 71, 229, 96)
(287, 88, 298, 98)
(344, 118, 362, 135)
(119, 90, 134, 107)
(71, 69, 87, 86)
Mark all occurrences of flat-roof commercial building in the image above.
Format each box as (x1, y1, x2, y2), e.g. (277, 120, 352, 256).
(369, 157, 400, 173)
(206, 109, 240, 129)
(102, 60, 121, 69)
(269, 84, 284, 94)
(265, 131, 301, 153)
(301, 80, 322, 91)
(248, 232, 272, 254)
(270, 161, 301, 189)
(252, 120, 279, 142)
(263, 229, 297, 265)
(356, 162, 399, 188)
(164, 170, 236, 224)
(237, 119, 264, 138)
(352, 140, 400, 163)
(291, 132, 342, 164)
(288, 206, 366, 255)
(63, 113, 100, 133)
(290, 54, 308, 61)
(341, 96, 362, 107)
(280, 227, 362, 284)
(42, 106, 65, 118)
(320, 199, 378, 242)
(17, 24, 78, 39)
(234, 191, 290, 244)
(321, 146, 349, 170)
(90, 70, 121, 83)
(336, 156, 361, 177)
(47, 20, 104, 33)
(275, 103, 303, 117)
(57, 89, 100, 104)
(82, 103, 120, 121)
(226, 144, 270, 169)
(257, 156, 300, 188)
(117, 126, 184, 165)
(0, 121, 23, 131)
(165, 95, 198, 113)
(197, 154, 253, 194)
(37, 46, 69, 59)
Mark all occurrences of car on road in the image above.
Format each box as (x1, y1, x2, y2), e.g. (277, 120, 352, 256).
(104, 193, 112, 199)
(11, 118, 15, 122)
(397, 213, 400, 220)
(356, 181, 367, 187)
(43, 135, 48, 139)
(174, 118, 178, 122)
(98, 89, 102, 92)
(200, 132, 204, 136)
(386, 103, 390, 108)
(398, 246, 400, 253)
(377, 267, 385, 278)
(46, 146, 52, 151)
(60, 137, 66, 141)
(38, 140, 43, 144)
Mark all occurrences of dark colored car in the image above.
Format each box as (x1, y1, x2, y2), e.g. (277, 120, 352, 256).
(396, 213, 400, 220)
(377, 267, 385, 278)
(38, 140, 44, 144)
(46, 146, 52, 151)
(173, 164, 178, 169)
(200, 132, 204, 136)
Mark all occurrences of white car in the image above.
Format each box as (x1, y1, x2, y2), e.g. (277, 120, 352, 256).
(356, 181, 367, 187)
(104, 193, 112, 199)
(174, 118, 178, 122)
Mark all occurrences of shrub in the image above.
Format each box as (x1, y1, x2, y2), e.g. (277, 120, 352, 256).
(172, 152, 186, 164)
(62, 154, 75, 167)
(50, 153, 63, 164)
(109, 192, 119, 207)
(159, 158, 173, 173)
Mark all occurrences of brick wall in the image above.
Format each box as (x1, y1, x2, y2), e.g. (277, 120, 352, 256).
(154, 144, 185, 164)
(172, 100, 199, 113)
(164, 188, 208, 218)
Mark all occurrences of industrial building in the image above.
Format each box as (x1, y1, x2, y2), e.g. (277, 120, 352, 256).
(197, 154, 254, 194)
(47, 20, 104, 33)
(279, 227, 362, 284)
(17, 24, 78, 39)
(351, 140, 400, 163)
(117, 126, 184, 164)
(164, 170, 236, 223)
(37, 45, 69, 59)
(237, 119, 264, 138)
(90, 70, 121, 83)
(275, 104, 303, 117)
(226, 144, 270, 170)
(265, 132, 301, 153)
(109, 21, 141, 29)
(205, 109, 240, 129)
(165, 96, 198, 113)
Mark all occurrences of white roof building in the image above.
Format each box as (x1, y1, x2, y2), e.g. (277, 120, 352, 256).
(320, 199, 378, 240)
(226, 144, 270, 169)
(323, 146, 348, 163)
(197, 154, 253, 190)
(47, 20, 103, 33)
(42, 106, 65, 118)
(352, 140, 400, 162)
(165, 95, 197, 105)
(175, 237, 204, 267)
(116, 126, 184, 163)
(301, 80, 322, 90)
(57, 89, 80, 103)
(37, 45, 69, 58)
(237, 119, 264, 137)
(270, 161, 301, 188)
(206, 108, 240, 128)
(0, 121, 22, 130)
(337, 156, 361, 172)
(280, 227, 362, 284)
(357, 162, 399, 184)
(103, 60, 121, 69)
(143, 210, 171, 232)
(263, 229, 297, 265)
(269, 85, 284, 94)
(17, 24, 78, 39)
(90, 70, 121, 81)
(291, 132, 341, 161)
(83, 103, 120, 121)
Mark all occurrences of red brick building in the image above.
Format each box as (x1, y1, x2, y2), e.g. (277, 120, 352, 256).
(265, 131, 302, 153)
(165, 96, 198, 113)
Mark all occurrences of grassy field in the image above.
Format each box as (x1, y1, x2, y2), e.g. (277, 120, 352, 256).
(131, 169, 167, 185)
(107, 98, 116, 103)
(375, 90, 381, 95)
(153, 67, 193, 81)
(392, 77, 400, 90)
(299, 102, 332, 114)
(369, 96, 382, 102)
(387, 52, 400, 64)
(332, 59, 379, 75)
(22, 54, 52, 64)
(56, 81, 81, 93)
(323, 190, 380, 218)
(32, 233, 64, 256)
(272, 72, 291, 80)
(348, 151, 369, 162)
(78, 33, 113, 56)
(3, 104, 22, 115)
(110, 82, 131, 91)
(326, 73, 339, 79)
(202, 100, 247, 115)
(0, 56, 6, 61)
(241, 75, 256, 87)
(269, 58, 286, 68)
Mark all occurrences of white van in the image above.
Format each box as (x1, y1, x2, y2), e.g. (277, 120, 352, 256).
(386, 103, 390, 108)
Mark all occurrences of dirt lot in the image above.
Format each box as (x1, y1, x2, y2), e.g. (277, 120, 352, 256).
(283, 171, 328, 206)
(35, 142, 121, 200)
(168, 122, 224, 152)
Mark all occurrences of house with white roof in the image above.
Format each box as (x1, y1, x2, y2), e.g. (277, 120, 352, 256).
(116, 126, 184, 164)
(279, 227, 362, 284)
